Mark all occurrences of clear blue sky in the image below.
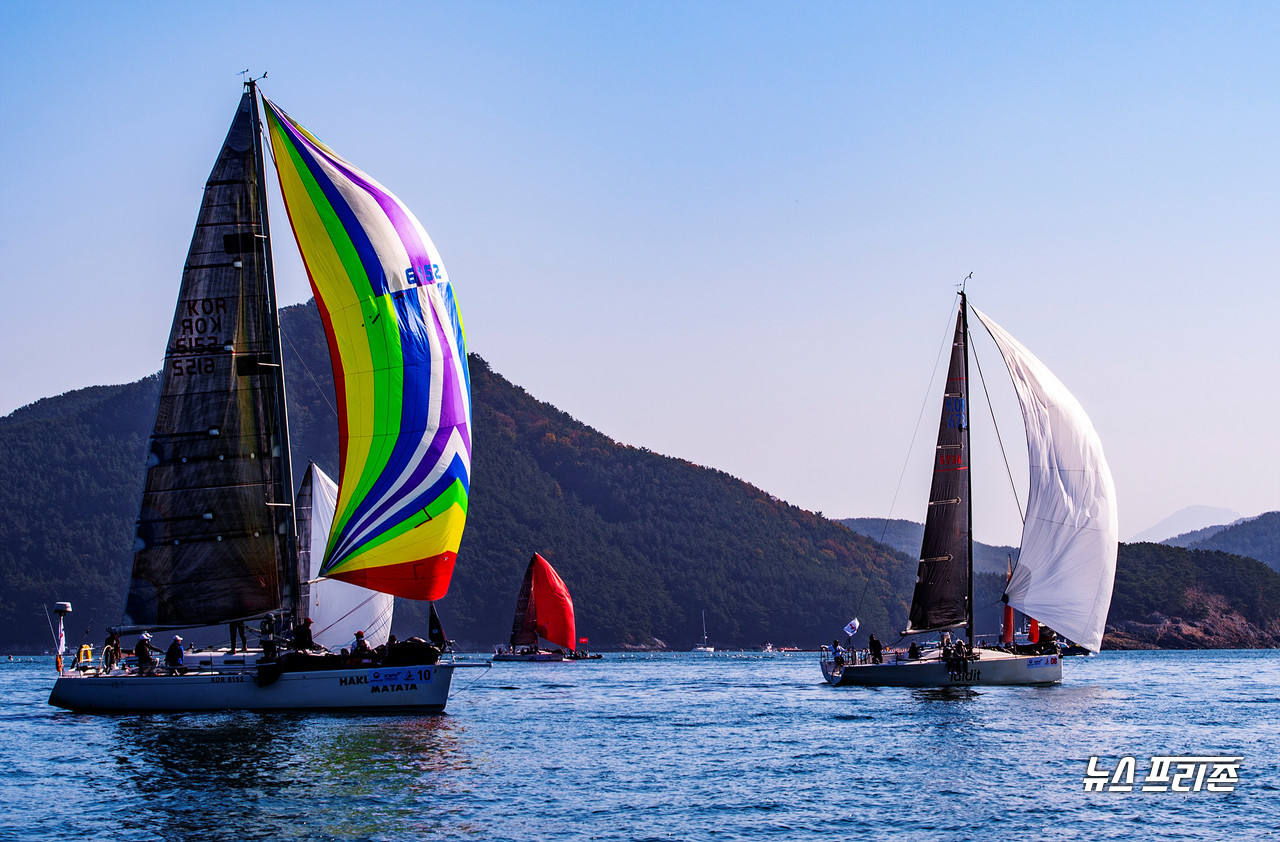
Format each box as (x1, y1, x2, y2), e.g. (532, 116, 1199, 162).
(2, 2, 1276, 543)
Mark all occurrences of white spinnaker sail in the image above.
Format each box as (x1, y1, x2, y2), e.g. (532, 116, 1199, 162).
(303, 464, 394, 650)
(972, 306, 1118, 653)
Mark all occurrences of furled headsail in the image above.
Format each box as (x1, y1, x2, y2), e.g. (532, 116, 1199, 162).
(123, 90, 296, 630)
(972, 306, 1118, 653)
(905, 307, 971, 635)
(263, 100, 471, 601)
(509, 554, 577, 652)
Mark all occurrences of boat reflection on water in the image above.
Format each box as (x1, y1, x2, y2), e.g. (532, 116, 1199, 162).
(106, 713, 480, 838)
(908, 686, 984, 704)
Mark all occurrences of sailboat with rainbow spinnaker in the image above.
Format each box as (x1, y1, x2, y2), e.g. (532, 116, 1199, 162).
(49, 80, 474, 712)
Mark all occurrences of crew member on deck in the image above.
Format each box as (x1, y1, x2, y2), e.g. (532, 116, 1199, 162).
(165, 635, 186, 671)
(292, 617, 314, 651)
(134, 632, 160, 674)
(352, 630, 373, 662)
(868, 634, 884, 665)
(103, 632, 122, 672)
(260, 614, 278, 660)
(229, 620, 248, 655)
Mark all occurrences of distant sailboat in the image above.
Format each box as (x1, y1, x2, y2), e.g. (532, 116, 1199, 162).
(494, 554, 580, 662)
(821, 289, 1117, 687)
(691, 610, 714, 653)
(49, 80, 473, 712)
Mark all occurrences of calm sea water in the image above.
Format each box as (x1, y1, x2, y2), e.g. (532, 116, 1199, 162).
(2, 650, 1277, 841)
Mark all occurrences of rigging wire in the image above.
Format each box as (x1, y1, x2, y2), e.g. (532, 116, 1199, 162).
(281, 328, 340, 420)
(876, 292, 968, 546)
(256, 87, 340, 425)
(968, 332, 1025, 524)
(853, 291, 967, 621)
(448, 661, 494, 698)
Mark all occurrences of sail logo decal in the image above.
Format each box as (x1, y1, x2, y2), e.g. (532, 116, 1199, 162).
(365, 667, 433, 693)
(942, 396, 966, 429)
(173, 297, 229, 361)
(405, 264, 442, 286)
(1026, 656, 1058, 668)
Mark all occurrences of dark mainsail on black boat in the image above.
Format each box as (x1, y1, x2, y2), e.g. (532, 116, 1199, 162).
(494, 554, 579, 661)
(905, 306, 971, 636)
(124, 90, 300, 631)
(49, 80, 477, 712)
(820, 288, 1119, 687)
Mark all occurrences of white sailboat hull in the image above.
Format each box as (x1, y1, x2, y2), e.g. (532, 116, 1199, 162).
(49, 663, 454, 713)
(820, 648, 1061, 687)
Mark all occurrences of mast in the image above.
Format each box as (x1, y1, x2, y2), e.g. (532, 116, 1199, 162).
(247, 79, 300, 624)
(961, 289, 974, 645)
(904, 293, 972, 636)
(121, 86, 299, 632)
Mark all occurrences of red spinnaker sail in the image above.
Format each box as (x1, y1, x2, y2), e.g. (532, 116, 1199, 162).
(530, 553, 576, 652)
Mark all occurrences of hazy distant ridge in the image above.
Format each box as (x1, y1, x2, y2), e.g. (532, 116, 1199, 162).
(1131, 505, 1242, 543)
(839, 517, 1018, 575)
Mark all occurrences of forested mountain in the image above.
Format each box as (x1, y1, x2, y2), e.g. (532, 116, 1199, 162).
(1179, 512, 1279, 574)
(3, 300, 1276, 652)
(0, 301, 911, 651)
(1105, 543, 1280, 648)
(0, 377, 159, 649)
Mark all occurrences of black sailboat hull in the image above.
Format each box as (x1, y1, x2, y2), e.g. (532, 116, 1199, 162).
(820, 649, 1061, 687)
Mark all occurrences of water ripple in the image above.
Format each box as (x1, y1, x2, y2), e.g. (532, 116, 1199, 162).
(2, 651, 1278, 840)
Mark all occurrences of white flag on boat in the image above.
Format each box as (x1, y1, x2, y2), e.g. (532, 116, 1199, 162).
(844, 618, 859, 637)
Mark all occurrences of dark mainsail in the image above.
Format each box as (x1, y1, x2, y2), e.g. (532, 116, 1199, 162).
(509, 559, 539, 648)
(905, 297, 972, 635)
(123, 87, 297, 630)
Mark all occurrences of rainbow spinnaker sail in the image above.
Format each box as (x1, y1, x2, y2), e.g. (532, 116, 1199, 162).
(263, 98, 471, 601)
